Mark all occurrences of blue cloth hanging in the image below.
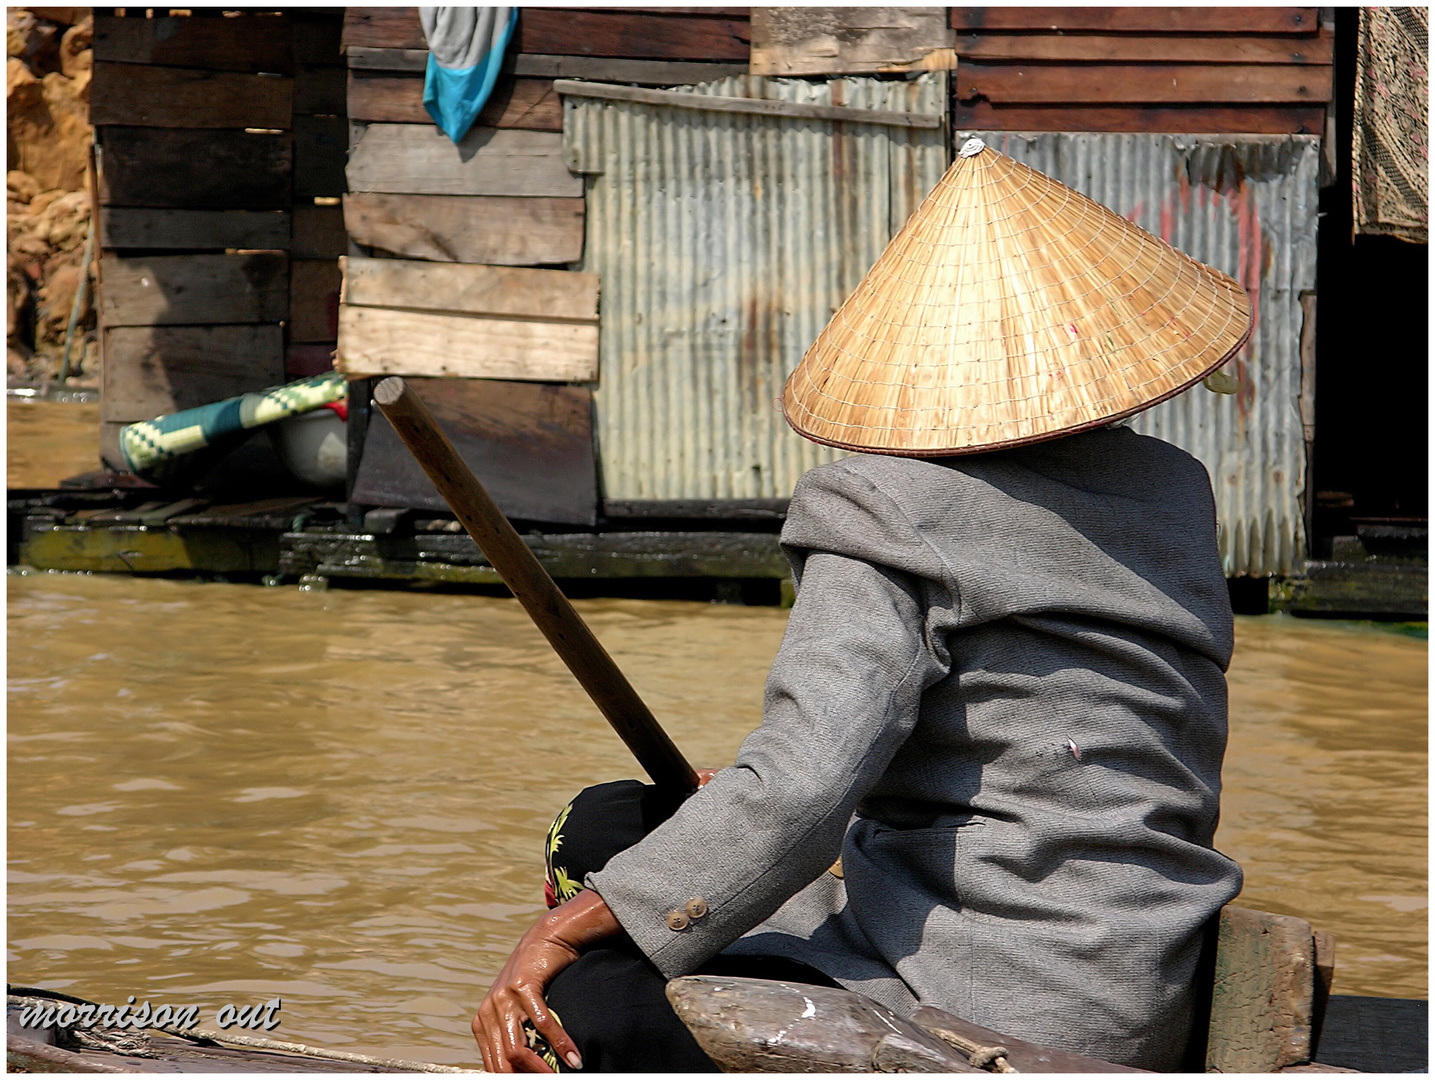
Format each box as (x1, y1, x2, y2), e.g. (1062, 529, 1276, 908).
(420, 7, 517, 144)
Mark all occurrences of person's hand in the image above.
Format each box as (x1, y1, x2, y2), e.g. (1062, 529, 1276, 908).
(695, 768, 719, 788)
(472, 889, 621, 1072)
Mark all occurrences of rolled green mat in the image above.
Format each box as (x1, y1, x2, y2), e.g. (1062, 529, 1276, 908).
(120, 372, 348, 480)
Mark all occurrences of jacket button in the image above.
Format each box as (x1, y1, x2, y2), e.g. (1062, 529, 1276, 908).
(665, 909, 690, 931)
(685, 897, 708, 920)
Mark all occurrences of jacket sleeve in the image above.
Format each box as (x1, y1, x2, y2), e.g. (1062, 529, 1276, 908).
(586, 466, 954, 978)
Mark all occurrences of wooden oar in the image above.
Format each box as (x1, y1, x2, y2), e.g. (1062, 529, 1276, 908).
(371, 376, 700, 794)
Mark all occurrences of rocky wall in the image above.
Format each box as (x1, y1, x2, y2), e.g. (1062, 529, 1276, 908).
(7, 7, 96, 385)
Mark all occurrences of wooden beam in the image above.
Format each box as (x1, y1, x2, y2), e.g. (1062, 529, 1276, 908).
(750, 7, 955, 76)
(335, 306, 599, 382)
(511, 54, 749, 84)
(515, 9, 750, 60)
(956, 63, 1334, 105)
(954, 31, 1334, 65)
(291, 204, 347, 260)
(949, 8, 1320, 34)
(100, 324, 285, 422)
(97, 127, 292, 210)
(345, 46, 427, 72)
(93, 13, 294, 73)
(346, 124, 581, 197)
(346, 49, 753, 86)
(343, 193, 584, 265)
(1205, 906, 1316, 1071)
(347, 72, 562, 131)
(554, 80, 942, 129)
(290, 259, 342, 343)
(100, 208, 290, 250)
(341, 257, 599, 322)
(100, 253, 288, 327)
(90, 63, 293, 129)
(951, 101, 1326, 135)
(352, 377, 598, 526)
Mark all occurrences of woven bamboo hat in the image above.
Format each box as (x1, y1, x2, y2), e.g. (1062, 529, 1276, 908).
(782, 137, 1252, 456)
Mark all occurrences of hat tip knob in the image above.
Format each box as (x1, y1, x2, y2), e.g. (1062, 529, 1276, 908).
(958, 137, 986, 159)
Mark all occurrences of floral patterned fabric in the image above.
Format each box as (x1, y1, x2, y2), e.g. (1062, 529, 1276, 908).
(1354, 7, 1429, 243)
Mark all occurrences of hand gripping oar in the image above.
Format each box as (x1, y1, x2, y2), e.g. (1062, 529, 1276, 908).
(371, 376, 701, 795)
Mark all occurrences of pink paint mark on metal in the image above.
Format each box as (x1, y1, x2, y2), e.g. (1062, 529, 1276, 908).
(1124, 200, 1145, 226)
(1230, 180, 1261, 426)
(1159, 195, 1174, 244)
(1177, 169, 1192, 216)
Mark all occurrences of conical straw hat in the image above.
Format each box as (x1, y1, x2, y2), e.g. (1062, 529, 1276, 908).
(782, 137, 1253, 456)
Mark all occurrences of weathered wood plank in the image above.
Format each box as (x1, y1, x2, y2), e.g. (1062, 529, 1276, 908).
(950, 8, 1320, 34)
(347, 72, 562, 131)
(100, 253, 289, 327)
(346, 49, 748, 85)
(957, 63, 1334, 104)
(950, 101, 1326, 134)
(955, 31, 1334, 64)
(335, 306, 598, 381)
(516, 9, 751, 60)
(342, 7, 753, 58)
(93, 13, 294, 73)
(346, 124, 581, 197)
(294, 64, 347, 115)
(293, 115, 349, 200)
(100, 208, 290, 251)
(750, 7, 955, 75)
(345, 46, 428, 72)
(97, 128, 292, 210)
(89, 63, 293, 129)
(290, 259, 342, 342)
(291, 204, 347, 260)
(343, 193, 584, 265)
(100, 325, 285, 422)
(342, 256, 598, 321)
(343, 7, 425, 50)
(352, 377, 598, 525)
(1206, 906, 1316, 1072)
(511, 54, 749, 84)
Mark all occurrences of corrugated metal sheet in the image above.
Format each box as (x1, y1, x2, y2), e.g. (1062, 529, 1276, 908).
(565, 73, 948, 502)
(970, 132, 1320, 576)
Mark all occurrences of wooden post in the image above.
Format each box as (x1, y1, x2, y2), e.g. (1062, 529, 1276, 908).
(371, 376, 700, 794)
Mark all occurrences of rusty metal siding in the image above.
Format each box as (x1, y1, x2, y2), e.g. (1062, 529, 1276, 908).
(971, 132, 1321, 577)
(565, 73, 948, 502)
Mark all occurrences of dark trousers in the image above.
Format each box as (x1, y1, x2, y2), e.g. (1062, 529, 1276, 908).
(542, 780, 838, 1072)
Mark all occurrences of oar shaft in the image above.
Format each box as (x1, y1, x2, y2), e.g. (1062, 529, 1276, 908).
(371, 376, 700, 794)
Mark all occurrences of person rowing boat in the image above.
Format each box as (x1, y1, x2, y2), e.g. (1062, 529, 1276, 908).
(470, 137, 1253, 1072)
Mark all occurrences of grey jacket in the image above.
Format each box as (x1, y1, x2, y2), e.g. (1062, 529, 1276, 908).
(588, 427, 1243, 1069)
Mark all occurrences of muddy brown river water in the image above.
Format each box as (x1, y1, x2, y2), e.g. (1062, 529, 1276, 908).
(6, 403, 1428, 1065)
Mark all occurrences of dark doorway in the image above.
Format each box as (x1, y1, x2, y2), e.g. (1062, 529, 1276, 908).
(1310, 7, 1428, 556)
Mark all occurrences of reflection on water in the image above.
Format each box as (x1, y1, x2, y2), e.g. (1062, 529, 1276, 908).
(7, 574, 1427, 1064)
(7, 400, 101, 488)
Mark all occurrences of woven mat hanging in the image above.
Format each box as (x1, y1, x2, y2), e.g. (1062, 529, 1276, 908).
(1353, 7, 1429, 244)
(782, 139, 1251, 458)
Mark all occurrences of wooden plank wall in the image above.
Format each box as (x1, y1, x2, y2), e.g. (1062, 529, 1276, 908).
(341, 7, 751, 266)
(93, 9, 348, 472)
(338, 8, 753, 520)
(948, 7, 1333, 134)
